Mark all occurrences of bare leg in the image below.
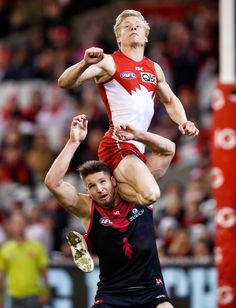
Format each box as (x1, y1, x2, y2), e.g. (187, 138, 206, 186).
(114, 125, 175, 204)
(145, 135, 175, 180)
(114, 155, 160, 205)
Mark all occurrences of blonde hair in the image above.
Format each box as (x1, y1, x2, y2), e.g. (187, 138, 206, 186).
(113, 9, 150, 46)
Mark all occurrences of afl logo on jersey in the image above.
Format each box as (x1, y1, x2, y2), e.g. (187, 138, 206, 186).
(120, 71, 137, 79)
(141, 72, 157, 85)
(99, 217, 113, 226)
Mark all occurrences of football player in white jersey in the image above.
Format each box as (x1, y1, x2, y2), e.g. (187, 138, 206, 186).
(57, 9, 199, 205)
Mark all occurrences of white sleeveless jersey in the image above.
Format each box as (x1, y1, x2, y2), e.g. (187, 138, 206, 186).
(97, 50, 158, 153)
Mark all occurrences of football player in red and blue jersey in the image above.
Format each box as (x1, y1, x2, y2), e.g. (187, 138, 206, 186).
(45, 114, 174, 308)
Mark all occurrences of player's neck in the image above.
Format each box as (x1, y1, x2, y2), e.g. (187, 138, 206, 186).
(120, 46, 144, 62)
(113, 193, 122, 206)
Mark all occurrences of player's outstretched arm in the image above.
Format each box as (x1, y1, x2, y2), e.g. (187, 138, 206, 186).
(58, 47, 104, 88)
(44, 114, 91, 218)
(155, 63, 199, 136)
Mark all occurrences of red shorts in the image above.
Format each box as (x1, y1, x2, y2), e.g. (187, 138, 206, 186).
(98, 133, 146, 171)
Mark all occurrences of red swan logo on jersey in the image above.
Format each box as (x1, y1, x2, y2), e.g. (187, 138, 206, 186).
(99, 217, 113, 226)
(123, 237, 132, 259)
(120, 71, 137, 79)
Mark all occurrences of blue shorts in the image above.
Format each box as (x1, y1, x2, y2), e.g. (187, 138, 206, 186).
(92, 285, 172, 307)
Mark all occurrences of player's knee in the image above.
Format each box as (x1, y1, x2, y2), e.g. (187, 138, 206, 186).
(166, 140, 176, 157)
(140, 185, 160, 204)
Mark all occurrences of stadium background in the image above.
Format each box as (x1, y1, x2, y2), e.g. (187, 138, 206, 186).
(0, 0, 219, 307)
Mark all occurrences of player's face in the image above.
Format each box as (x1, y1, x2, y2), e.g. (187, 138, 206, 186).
(85, 171, 117, 208)
(10, 215, 26, 238)
(118, 16, 147, 48)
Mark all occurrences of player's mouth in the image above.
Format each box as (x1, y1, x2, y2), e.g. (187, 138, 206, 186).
(99, 194, 109, 201)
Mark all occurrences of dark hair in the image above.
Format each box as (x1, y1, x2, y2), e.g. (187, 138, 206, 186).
(78, 160, 112, 180)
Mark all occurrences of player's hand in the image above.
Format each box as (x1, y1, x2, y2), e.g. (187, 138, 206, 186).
(84, 47, 104, 65)
(70, 114, 88, 143)
(114, 123, 137, 141)
(178, 121, 199, 136)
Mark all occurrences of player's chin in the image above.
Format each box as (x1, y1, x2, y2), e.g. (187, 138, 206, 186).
(98, 198, 113, 208)
(130, 41, 143, 48)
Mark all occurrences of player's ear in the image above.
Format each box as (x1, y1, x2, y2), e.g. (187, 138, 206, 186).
(111, 176, 117, 186)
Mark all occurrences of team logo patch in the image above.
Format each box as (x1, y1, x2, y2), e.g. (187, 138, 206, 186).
(140, 72, 157, 85)
(129, 208, 144, 221)
(99, 217, 113, 226)
(120, 71, 137, 79)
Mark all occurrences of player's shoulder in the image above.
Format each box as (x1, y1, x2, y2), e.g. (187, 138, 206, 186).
(102, 53, 115, 66)
(0, 240, 16, 254)
(153, 62, 165, 81)
(153, 61, 162, 71)
(96, 54, 116, 81)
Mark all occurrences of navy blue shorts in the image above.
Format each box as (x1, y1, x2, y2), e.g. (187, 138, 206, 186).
(92, 285, 172, 307)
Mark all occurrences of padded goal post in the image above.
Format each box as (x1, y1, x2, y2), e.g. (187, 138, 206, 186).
(211, 83, 236, 307)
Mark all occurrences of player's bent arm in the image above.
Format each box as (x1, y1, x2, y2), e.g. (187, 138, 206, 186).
(46, 180, 91, 219)
(155, 63, 188, 126)
(115, 124, 175, 155)
(58, 53, 115, 88)
(133, 130, 175, 156)
(44, 140, 91, 219)
(58, 60, 103, 88)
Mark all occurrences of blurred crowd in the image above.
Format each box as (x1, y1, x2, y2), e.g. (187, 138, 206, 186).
(0, 0, 218, 264)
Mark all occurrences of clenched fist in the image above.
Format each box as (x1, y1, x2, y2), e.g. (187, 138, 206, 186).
(84, 47, 104, 65)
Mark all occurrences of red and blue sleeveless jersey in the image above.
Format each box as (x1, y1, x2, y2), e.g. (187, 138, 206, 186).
(87, 200, 165, 294)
